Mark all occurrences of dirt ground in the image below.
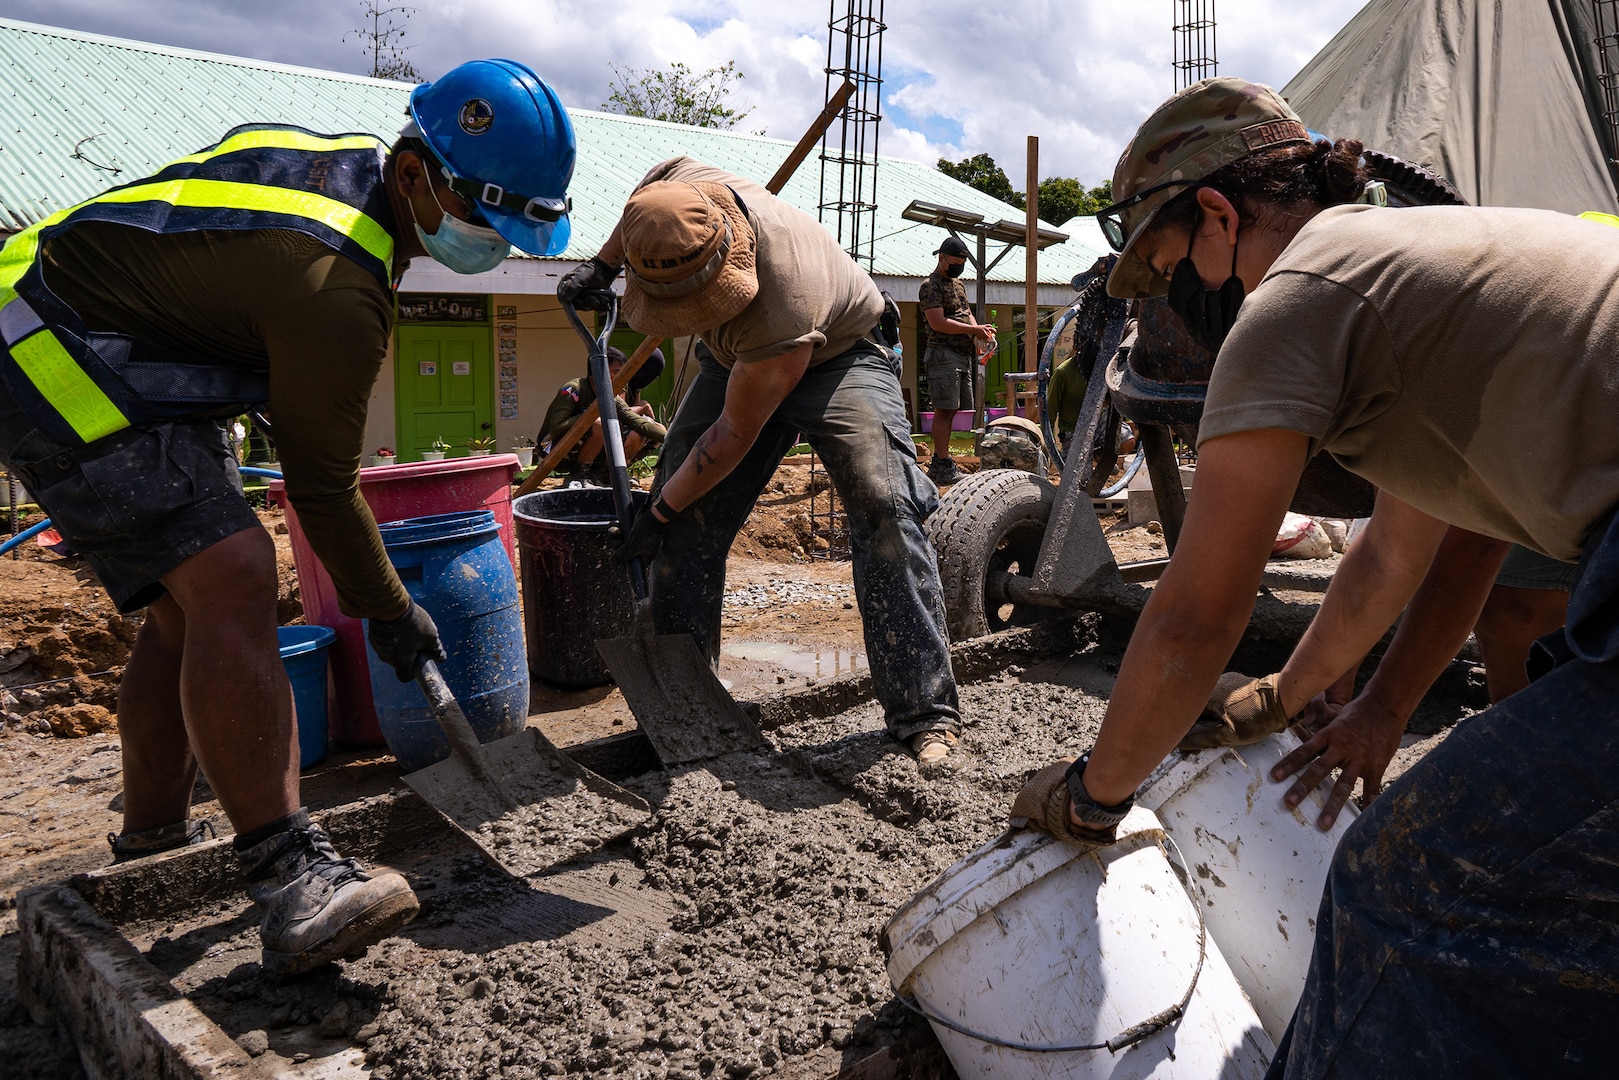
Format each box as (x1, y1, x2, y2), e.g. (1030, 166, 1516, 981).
(0, 462, 1467, 1079)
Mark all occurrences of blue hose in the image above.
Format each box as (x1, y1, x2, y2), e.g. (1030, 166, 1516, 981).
(0, 518, 53, 557)
(0, 465, 283, 556)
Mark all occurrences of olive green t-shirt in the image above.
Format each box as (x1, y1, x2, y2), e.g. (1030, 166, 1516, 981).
(1199, 203, 1619, 561)
(41, 222, 410, 618)
(633, 157, 884, 367)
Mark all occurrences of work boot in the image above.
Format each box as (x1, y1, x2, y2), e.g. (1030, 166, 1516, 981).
(108, 819, 217, 864)
(927, 456, 961, 486)
(909, 729, 959, 765)
(237, 809, 419, 975)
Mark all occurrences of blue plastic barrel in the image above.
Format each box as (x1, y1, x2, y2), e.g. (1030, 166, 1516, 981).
(365, 510, 529, 772)
(277, 625, 335, 770)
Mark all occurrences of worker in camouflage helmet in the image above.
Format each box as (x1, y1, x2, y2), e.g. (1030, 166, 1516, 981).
(557, 156, 963, 764)
(0, 59, 576, 975)
(1011, 76, 1619, 1075)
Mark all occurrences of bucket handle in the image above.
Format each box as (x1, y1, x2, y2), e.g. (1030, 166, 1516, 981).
(896, 827, 1209, 1055)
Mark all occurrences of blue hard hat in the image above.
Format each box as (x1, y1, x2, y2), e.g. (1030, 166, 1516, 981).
(409, 59, 576, 256)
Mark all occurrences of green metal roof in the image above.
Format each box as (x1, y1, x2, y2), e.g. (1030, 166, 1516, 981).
(0, 17, 1107, 284)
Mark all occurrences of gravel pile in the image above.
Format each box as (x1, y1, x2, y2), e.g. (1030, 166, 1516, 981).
(721, 581, 854, 612)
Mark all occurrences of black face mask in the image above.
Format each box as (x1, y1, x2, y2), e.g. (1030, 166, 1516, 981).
(945, 261, 965, 278)
(1166, 229, 1244, 353)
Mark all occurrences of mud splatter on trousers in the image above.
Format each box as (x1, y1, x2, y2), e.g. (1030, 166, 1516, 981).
(649, 344, 958, 741)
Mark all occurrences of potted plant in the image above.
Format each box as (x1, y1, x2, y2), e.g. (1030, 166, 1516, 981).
(369, 446, 396, 467)
(465, 435, 496, 457)
(421, 436, 448, 462)
(511, 435, 535, 468)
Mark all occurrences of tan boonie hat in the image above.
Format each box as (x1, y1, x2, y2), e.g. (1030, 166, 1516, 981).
(1103, 78, 1311, 300)
(620, 180, 758, 335)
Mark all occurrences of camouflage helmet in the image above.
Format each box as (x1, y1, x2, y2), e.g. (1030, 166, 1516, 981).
(1100, 78, 1311, 300)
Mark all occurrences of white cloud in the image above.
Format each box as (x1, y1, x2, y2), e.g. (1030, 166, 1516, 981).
(0, 0, 1368, 186)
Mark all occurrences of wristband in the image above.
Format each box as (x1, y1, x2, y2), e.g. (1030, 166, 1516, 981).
(651, 494, 679, 523)
(1064, 751, 1135, 830)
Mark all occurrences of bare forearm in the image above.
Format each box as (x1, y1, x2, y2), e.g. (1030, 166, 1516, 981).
(1279, 497, 1450, 714)
(1356, 528, 1507, 717)
(1085, 582, 1255, 803)
(659, 415, 754, 513)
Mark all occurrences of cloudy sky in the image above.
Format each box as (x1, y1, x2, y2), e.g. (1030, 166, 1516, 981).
(0, 0, 1367, 189)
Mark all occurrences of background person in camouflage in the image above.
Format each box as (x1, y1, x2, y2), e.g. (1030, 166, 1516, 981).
(917, 235, 995, 485)
(541, 345, 667, 482)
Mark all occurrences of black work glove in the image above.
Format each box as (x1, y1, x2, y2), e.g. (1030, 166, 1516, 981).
(614, 501, 671, 567)
(877, 289, 902, 347)
(558, 256, 621, 309)
(367, 600, 447, 682)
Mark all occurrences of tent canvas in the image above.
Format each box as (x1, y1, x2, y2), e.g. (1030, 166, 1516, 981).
(1282, 0, 1619, 214)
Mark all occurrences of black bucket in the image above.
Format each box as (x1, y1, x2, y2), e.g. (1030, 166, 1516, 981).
(514, 487, 647, 687)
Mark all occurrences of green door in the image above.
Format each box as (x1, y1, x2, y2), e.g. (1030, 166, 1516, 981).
(395, 325, 493, 461)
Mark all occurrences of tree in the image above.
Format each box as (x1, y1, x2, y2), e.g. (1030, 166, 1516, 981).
(345, 2, 422, 82)
(937, 153, 1024, 208)
(937, 153, 1115, 222)
(602, 61, 754, 130)
(1035, 177, 1114, 223)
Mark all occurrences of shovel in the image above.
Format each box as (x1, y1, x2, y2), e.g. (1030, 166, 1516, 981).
(561, 293, 766, 767)
(402, 657, 650, 877)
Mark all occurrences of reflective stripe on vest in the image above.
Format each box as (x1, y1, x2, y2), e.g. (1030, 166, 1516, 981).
(0, 126, 394, 443)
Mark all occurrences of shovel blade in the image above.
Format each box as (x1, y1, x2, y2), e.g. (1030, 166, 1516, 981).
(596, 631, 765, 767)
(404, 726, 650, 878)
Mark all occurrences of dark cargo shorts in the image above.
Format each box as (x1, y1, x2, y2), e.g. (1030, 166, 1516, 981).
(0, 383, 259, 613)
(924, 344, 975, 412)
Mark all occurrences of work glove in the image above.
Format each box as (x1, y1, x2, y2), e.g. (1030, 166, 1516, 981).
(1009, 757, 1126, 850)
(877, 289, 902, 347)
(1178, 672, 1291, 750)
(614, 503, 670, 567)
(557, 256, 621, 310)
(367, 600, 447, 682)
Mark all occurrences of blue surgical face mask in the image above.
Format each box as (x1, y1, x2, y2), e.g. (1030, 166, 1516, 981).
(413, 180, 511, 274)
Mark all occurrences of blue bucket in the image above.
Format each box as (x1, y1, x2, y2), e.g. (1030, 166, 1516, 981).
(277, 625, 335, 770)
(365, 510, 530, 772)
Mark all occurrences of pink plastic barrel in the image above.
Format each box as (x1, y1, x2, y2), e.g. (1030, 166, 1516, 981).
(268, 455, 521, 747)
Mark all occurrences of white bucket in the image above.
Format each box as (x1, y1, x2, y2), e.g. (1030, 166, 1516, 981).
(1138, 729, 1356, 1040)
(882, 808, 1273, 1079)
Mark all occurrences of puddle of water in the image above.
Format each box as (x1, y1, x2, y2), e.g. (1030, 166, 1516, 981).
(722, 639, 867, 679)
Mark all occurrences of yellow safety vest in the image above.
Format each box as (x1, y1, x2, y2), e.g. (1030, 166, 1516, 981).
(0, 125, 395, 445)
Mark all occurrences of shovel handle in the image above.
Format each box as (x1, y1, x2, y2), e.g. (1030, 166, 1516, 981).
(561, 294, 650, 605)
(414, 656, 488, 767)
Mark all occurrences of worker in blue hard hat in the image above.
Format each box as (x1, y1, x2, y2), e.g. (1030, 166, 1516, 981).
(0, 58, 574, 976)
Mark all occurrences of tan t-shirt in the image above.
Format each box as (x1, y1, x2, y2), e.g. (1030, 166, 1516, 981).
(634, 158, 884, 367)
(1199, 203, 1619, 562)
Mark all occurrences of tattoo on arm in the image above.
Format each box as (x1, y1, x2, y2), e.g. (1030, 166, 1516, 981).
(691, 422, 726, 475)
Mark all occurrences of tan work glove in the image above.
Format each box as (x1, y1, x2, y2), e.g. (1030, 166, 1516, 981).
(1178, 672, 1291, 750)
(1009, 759, 1119, 849)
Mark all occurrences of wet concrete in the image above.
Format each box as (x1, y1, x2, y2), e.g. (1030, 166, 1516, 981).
(14, 599, 1488, 1079)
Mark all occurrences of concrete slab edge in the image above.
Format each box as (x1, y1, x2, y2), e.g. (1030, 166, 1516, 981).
(16, 882, 277, 1080)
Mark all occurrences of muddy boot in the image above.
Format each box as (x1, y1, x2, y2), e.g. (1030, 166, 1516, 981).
(107, 819, 217, 864)
(909, 729, 959, 765)
(236, 809, 419, 975)
(927, 456, 961, 486)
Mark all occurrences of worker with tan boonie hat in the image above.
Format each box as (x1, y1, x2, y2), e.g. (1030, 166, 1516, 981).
(558, 157, 962, 764)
